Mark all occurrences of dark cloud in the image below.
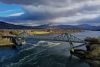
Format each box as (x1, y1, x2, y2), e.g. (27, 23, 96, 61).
(0, 0, 100, 26)
(0, 0, 87, 6)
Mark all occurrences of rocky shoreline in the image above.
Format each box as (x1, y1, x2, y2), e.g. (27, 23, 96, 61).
(70, 38, 100, 67)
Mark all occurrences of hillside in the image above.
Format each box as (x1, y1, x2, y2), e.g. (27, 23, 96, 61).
(0, 21, 100, 31)
(0, 21, 33, 29)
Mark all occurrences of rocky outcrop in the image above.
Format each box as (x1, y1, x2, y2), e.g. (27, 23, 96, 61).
(70, 38, 100, 67)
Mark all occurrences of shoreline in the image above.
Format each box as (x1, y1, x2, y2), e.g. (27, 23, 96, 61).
(0, 44, 14, 48)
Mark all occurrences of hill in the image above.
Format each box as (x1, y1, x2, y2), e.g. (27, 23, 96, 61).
(0, 21, 33, 29)
(0, 21, 100, 31)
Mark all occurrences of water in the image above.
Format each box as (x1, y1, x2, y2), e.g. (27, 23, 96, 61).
(0, 31, 100, 67)
(73, 30, 100, 39)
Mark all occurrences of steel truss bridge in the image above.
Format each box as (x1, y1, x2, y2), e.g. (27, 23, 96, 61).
(2, 31, 86, 48)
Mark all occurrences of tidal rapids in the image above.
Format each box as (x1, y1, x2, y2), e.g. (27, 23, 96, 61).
(0, 31, 100, 67)
(0, 41, 89, 67)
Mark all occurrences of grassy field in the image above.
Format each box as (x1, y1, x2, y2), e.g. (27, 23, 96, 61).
(0, 37, 13, 47)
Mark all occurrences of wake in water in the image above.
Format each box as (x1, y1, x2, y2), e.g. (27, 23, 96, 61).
(0, 41, 89, 67)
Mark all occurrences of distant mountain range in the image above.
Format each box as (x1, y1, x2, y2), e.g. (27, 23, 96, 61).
(0, 21, 33, 29)
(35, 24, 100, 31)
(0, 21, 100, 31)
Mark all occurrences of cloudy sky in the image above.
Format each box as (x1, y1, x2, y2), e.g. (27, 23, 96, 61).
(0, 0, 100, 26)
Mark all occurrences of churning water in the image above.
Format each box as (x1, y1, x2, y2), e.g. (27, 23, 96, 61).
(0, 31, 100, 67)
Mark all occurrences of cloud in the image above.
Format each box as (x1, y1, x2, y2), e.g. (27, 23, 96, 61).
(0, 0, 100, 26)
(8, 12, 24, 17)
(0, 0, 87, 6)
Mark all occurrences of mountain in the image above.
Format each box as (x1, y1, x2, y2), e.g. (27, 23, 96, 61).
(0, 21, 100, 30)
(0, 21, 33, 29)
(33, 24, 51, 29)
(35, 24, 100, 31)
(77, 24, 100, 31)
(58, 24, 100, 31)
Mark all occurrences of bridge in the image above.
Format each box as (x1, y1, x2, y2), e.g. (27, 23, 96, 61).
(2, 32, 85, 42)
(1, 31, 86, 48)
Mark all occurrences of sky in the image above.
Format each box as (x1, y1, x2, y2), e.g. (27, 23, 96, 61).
(0, 0, 100, 26)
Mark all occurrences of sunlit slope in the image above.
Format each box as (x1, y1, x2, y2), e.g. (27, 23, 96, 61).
(31, 31, 50, 34)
